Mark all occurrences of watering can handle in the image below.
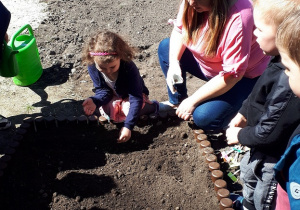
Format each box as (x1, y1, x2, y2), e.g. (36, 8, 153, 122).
(10, 24, 34, 51)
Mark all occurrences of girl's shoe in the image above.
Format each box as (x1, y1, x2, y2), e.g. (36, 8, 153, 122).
(159, 101, 178, 112)
(0, 115, 11, 130)
(151, 100, 159, 114)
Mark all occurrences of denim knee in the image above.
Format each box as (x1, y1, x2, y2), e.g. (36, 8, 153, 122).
(158, 38, 170, 72)
(192, 111, 223, 130)
(158, 38, 170, 56)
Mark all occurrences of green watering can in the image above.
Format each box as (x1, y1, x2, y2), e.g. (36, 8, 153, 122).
(10, 24, 43, 86)
(0, 40, 19, 77)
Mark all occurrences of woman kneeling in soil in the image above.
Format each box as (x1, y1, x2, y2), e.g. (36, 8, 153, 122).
(158, 0, 269, 131)
(82, 31, 158, 143)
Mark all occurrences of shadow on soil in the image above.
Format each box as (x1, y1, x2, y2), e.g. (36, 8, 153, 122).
(0, 114, 178, 210)
(29, 63, 73, 107)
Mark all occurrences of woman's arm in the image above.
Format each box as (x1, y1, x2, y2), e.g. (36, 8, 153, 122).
(176, 73, 243, 120)
(167, 29, 187, 93)
(169, 28, 186, 64)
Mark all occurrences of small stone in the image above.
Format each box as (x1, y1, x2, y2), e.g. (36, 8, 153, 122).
(156, 121, 162, 126)
(180, 132, 188, 139)
(53, 197, 59, 203)
(49, 50, 56, 55)
(75, 196, 81, 202)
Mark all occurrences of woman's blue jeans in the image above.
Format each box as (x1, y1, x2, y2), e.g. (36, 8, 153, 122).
(158, 38, 259, 131)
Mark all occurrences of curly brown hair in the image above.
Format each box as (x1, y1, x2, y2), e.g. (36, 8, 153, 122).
(82, 30, 135, 65)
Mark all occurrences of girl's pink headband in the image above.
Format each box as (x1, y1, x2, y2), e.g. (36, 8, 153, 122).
(89, 52, 117, 56)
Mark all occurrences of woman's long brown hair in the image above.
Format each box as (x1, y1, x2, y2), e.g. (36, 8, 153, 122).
(182, 0, 229, 57)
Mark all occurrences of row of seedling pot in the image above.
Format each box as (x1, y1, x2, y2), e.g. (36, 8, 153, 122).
(193, 129, 242, 210)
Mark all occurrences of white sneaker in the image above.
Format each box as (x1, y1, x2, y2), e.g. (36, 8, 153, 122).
(159, 101, 178, 112)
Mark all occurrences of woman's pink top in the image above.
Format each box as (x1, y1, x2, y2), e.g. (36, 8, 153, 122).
(174, 0, 269, 79)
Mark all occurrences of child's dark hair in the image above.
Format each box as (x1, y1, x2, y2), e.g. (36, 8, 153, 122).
(82, 30, 135, 65)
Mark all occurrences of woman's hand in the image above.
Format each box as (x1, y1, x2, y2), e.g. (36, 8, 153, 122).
(176, 97, 196, 121)
(229, 113, 247, 128)
(166, 62, 183, 94)
(82, 98, 96, 116)
(117, 127, 131, 143)
(226, 126, 241, 145)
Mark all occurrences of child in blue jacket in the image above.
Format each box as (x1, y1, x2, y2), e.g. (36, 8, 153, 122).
(273, 10, 300, 210)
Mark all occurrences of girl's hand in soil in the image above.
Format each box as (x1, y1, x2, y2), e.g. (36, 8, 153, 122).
(176, 97, 195, 121)
(225, 126, 241, 145)
(82, 98, 96, 116)
(229, 113, 247, 128)
(117, 127, 131, 143)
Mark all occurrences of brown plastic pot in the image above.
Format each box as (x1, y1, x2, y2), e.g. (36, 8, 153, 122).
(205, 154, 217, 164)
(23, 116, 34, 125)
(196, 133, 208, 143)
(88, 115, 98, 125)
(98, 116, 108, 125)
(208, 162, 220, 171)
(193, 129, 204, 140)
(211, 170, 223, 182)
(202, 147, 214, 156)
(34, 116, 45, 131)
(217, 188, 230, 201)
(77, 115, 88, 125)
(45, 116, 56, 128)
(219, 198, 233, 210)
(199, 140, 211, 149)
(56, 116, 67, 127)
(214, 179, 227, 192)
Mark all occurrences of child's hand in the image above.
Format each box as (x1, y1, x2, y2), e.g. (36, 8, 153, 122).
(117, 127, 131, 143)
(82, 98, 96, 116)
(229, 113, 247, 128)
(226, 127, 241, 145)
